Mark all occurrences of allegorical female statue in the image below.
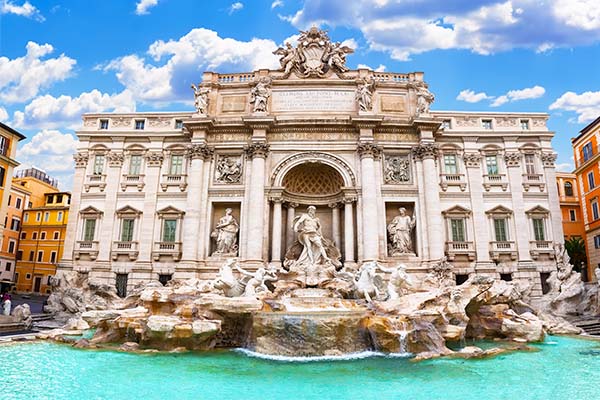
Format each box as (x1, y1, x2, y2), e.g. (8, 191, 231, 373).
(211, 208, 239, 255)
(387, 207, 416, 255)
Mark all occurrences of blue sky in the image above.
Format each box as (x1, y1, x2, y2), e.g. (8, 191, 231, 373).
(1, 0, 599, 189)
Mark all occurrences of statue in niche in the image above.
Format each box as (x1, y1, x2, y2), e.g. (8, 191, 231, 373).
(191, 84, 210, 114)
(356, 77, 376, 111)
(215, 156, 242, 183)
(283, 206, 342, 286)
(211, 208, 239, 255)
(250, 77, 271, 113)
(384, 156, 410, 183)
(387, 207, 416, 256)
(415, 83, 435, 116)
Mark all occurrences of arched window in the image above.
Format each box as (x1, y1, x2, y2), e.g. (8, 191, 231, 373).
(564, 182, 574, 196)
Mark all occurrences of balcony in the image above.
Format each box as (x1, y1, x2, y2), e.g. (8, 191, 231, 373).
(111, 241, 139, 261)
(439, 173, 467, 191)
(160, 174, 187, 192)
(74, 241, 99, 260)
(489, 241, 517, 261)
(522, 174, 545, 192)
(152, 241, 182, 261)
(482, 174, 508, 191)
(445, 241, 476, 261)
(530, 240, 553, 260)
(84, 174, 107, 192)
(120, 174, 145, 192)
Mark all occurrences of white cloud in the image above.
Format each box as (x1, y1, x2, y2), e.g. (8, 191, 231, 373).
(12, 89, 135, 129)
(271, 0, 283, 9)
(550, 90, 600, 123)
(1, 0, 44, 21)
(555, 162, 574, 172)
(284, 0, 600, 60)
(490, 85, 545, 107)
(0, 41, 76, 104)
(229, 2, 243, 14)
(0, 107, 7, 122)
(357, 63, 386, 72)
(456, 89, 492, 103)
(135, 0, 158, 15)
(103, 28, 280, 103)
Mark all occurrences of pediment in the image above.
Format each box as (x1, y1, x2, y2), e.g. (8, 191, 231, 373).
(526, 205, 550, 215)
(156, 206, 185, 217)
(116, 205, 142, 216)
(485, 205, 513, 215)
(80, 206, 103, 216)
(442, 205, 471, 216)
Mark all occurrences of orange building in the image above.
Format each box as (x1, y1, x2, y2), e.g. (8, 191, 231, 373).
(0, 184, 31, 289)
(572, 116, 600, 280)
(557, 172, 586, 241)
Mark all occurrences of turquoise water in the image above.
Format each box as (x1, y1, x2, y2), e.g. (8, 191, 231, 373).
(1, 336, 600, 400)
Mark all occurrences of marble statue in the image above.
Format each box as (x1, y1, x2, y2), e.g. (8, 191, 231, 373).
(235, 265, 278, 297)
(415, 83, 434, 116)
(273, 42, 300, 77)
(387, 208, 416, 256)
(384, 156, 410, 183)
(354, 262, 386, 302)
(191, 84, 210, 114)
(325, 42, 353, 73)
(377, 263, 414, 300)
(215, 156, 242, 183)
(294, 206, 330, 266)
(250, 77, 271, 113)
(423, 257, 455, 288)
(356, 78, 375, 111)
(211, 208, 239, 256)
(554, 243, 570, 268)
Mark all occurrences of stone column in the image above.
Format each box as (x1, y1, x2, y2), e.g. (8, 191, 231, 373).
(245, 142, 270, 262)
(330, 203, 341, 248)
(97, 150, 125, 261)
(358, 142, 382, 261)
(270, 199, 283, 263)
(286, 202, 298, 251)
(343, 198, 355, 263)
(181, 144, 213, 262)
(412, 143, 444, 260)
(463, 152, 492, 265)
(137, 151, 164, 263)
(542, 152, 564, 244)
(504, 151, 531, 262)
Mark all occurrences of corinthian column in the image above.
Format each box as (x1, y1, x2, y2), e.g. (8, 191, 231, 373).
(343, 198, 356, 263)
(358, 142, 382, 261)
(541, 152, 563, 244)
(61, 151, 89, 269)
(245, 142, 270, 262)
(286, 202, 298, 251)
(271, 198, 283, 263)
(98, 150, 125, 261)
(329, 202, 341, 248)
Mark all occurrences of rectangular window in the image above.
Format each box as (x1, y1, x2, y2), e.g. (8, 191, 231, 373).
(482, 119, 492, 130)
(443, 154, 458, 174)
(56, 194, 63, 203)
(36, 212, 41, 222)
(16, 251, 22, 261)
(524, 154, 536, 175)
(441, 120, 451, 129)
(83, 219, 96, 241)
(10, 218, 19, 231)
(99, 119, 109, 130)
(485, 155, 499, 175)
(28, 251, 34, 261)
(589, 172, 596, 190)
(593, 200, 600, 220)
(121, 218, 135, 242)
(40, 232, 46, 240)
(15, 198, 21, 209)
(583, 142, 594, 162)
(116, 273, 128, 298)
(5, 262, 11, 272)
(46, 195, 54, 204)
(520, 119, 529, 130)
(53, 231, 59, 240)
(37, 251, 43, 262)
(595, 236, 600, 249)
(8, 195, 11, 206)
(0, 167, 6, 187)
(569, 209, 576, 222)
(175, 120, 183, 129)
(57, 211, 63, 222)
(162, 219, 177, 242)
(0, 136, 9, 156)
(129, 155, 143, 175)
(494, 218, 508, 241)
(50, 251, 57, 263)
(7, 240, 15, 254)
(24, 213, 28, 222)
(169, 155, 184, 175)
(135, 120, 145, 130)
(44, 212, 50, 222)
(20, 232, 26, 240)
(532, 218, 545, 241)
(450, 218, 466, 242)
(32, 232, 38, 240)
(93, 155, 105, 175)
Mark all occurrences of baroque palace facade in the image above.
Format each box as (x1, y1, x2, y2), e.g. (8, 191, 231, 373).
(59, 28, 562, 298)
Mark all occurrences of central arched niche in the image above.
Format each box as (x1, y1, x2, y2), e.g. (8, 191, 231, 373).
(282, 162, 344, 199)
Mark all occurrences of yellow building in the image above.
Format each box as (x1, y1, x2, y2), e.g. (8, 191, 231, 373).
(13, 167, 60, 208)
(15, 192, 70, 293)
(0, 184, 31, 291)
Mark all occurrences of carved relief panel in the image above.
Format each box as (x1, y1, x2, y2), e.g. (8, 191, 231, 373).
(383, 154, 411, 184)
(214, 154, 244, 184)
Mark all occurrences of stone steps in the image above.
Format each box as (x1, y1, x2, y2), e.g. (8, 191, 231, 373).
(572, 318, 600, 336)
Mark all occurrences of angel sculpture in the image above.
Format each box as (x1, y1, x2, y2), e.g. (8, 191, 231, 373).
(325, 42, 354, 73)
(191, 84, 210, 114)
(273, 42, 302, 76)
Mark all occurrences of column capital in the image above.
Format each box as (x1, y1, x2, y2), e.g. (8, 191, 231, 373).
(328, 202, 341, 209)
(244, 141, 270, 159)
(541, 152, 557, 168)
(145, 151, 165, 167)
(342, 196, 357, 204)
(463, 152, 482, 168)
(73, 152, 89, 168)
(411, 142, 439, 161)
(357, 142, 382, 159)
(107, 151, 125, 167)
(286, 202, 299, 208)
(185, 143, 214, 160)
(269, 197, 284, 204)
(504, 152, 521, 167)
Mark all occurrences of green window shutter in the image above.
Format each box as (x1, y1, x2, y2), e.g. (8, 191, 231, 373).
(83, 219, 96, 241)
(494, 218, 507, 241)
(129, 155, 142, 175)
(121, 219, 135, 242)
(532, 218, 545, 241)
(450, 219, 465, 242)
(163, 219, 177, 242)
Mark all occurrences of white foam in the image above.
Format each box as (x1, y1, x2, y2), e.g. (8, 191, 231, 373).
(234, 348, 412, 362)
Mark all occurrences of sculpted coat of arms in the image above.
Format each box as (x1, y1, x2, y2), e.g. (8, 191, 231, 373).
(273, 27, 354, 78)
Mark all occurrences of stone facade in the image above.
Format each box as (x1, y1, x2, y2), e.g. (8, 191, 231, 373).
(59, 30, 563, 298)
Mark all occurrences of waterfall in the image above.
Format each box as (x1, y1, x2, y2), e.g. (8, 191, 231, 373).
(397, 321, 409, 354)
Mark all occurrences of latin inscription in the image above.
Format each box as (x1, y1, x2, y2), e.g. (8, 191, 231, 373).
(221, 96, 247, 112)
(380, 95, 406, 113)
(272, 90, 355, 112)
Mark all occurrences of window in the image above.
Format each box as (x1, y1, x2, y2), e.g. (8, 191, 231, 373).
(485, 155, 499, 175)
(10, 218, 19, 231)
(532, 218, 545, 241)
(56, 194, 63, 203)
(99, 119, 109, 130)
(93, 155, 105, 175)
(564, 182, 574, 196)
(15, 198, 21, 209)
(569, 209, 576, 222)
(25, 273, 31, 280)
(443, 154, 458, 174)
(129, 155, 143, 175)
(162, 219, 177, 242)
(44, 212, 50, 222)
(592, 200, 600, 220)
(50, 251, 57, 263)
(7, 240, 15, 254)
(175, 120, 183, 129)
(589, 171, 596, 190)
(121, 218, 135, 242)
(524, 154, 536, 175)
(57, 211, 63, 222)
(482, 119, 492, 130)
(28, 251, 34, 261)
(159, 274, 173, 286)
(135, 120, 145, 130)
(500, 273, 513, 282)
(520, 119, 529, 130)
(24, 213, 29, 223)
(169, 155, 184, 175)
(5, 262, 11, 272)
(8, 195, 11, 206)
(116, 273, 128, 298)
(583, 142, 594, 162)
(450, 218, 466, 242)
(37, 251, 43, 262)
(40, 232, 46, 240)
(595, 235, 600, 249)
(0, 136, 9, 156)
(0, 167, 5, 187)
(494, 218, 508, 241)
(36, 212, 41, 222)
(53, 231, 59, 240)
(16, 251, 22, 261)
(83, 219, 96, 241)
(47, 195, 54, 204)
(20, 232, 26, 240)
(441, 119, 451, 129)
(455, 274, 469, 285)
(32, 232, 38, 240)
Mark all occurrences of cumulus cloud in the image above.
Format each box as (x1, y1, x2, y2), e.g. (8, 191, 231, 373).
(456, 89, 492, 103)
(229, 2, 243, 14)
(283, 0, 600, 60)
(1, 0, 44, 21)
(12, 89, 135, 129)
(102, 28, 280, 103)
(0, 107, 7, 122)
(357, 63, 386, 72)
(0, 41, 76, 104)
(550, 90, 600, 123)
(271, 0, 283, 9)
(135, 0, 158, 15)
(490, 85, 545, 107)
(555, 162, 574, 172)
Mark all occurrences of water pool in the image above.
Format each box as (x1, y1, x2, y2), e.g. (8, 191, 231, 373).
(1, 336, 599, 400)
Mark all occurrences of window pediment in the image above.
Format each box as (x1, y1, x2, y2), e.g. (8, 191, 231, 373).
(525, 205, 550, 216)
(486, 205, 513, 217)
(157, 206, 185, 218)
(116, 205, 142, 217)
(442, 205, 471, 217)
(80, 206, 103, 217)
